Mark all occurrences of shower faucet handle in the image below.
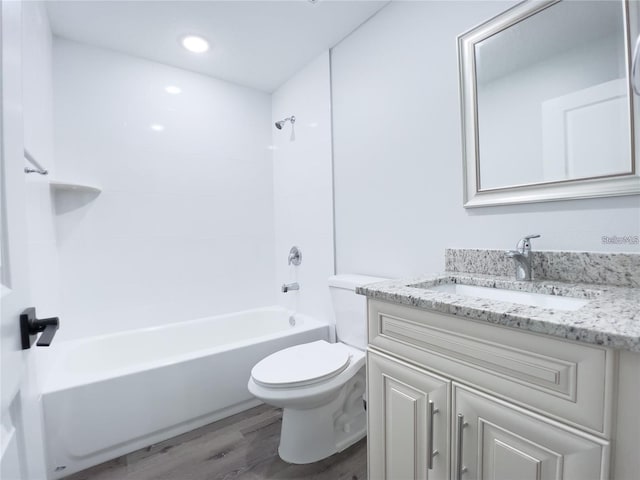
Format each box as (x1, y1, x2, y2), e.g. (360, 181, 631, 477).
(288, 246, 302, 266)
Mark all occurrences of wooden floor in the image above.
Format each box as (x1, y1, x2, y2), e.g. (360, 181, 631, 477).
(65, 404, 367, 480)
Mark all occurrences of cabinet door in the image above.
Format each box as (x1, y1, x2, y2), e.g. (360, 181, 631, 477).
(367, 350, 450, 480)
(452, 384, 609, 480)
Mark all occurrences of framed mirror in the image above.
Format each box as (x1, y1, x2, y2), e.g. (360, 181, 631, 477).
(458, 0, 640, 207)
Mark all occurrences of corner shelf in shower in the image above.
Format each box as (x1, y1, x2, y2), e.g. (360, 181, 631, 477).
(49, 180, 102, 195)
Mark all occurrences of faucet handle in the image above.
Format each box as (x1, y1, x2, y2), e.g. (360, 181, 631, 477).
(516, 234, 540, 252)
(288, 246, 302, 266)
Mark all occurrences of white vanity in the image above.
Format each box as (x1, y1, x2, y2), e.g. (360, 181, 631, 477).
(360, 251, 640, 480)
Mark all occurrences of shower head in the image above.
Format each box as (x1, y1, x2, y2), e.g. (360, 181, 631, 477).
(275, 116, 295, 130)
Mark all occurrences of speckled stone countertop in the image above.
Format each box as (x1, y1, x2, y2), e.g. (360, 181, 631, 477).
(357, 271, 640, 353)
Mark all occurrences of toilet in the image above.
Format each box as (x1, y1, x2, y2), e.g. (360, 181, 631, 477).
(247, 274, 386, 464)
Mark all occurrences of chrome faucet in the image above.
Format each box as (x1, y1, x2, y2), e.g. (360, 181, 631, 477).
(281, 282, 299, 293)
(506, 234, 540, 281)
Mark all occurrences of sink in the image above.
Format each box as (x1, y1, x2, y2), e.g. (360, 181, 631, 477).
(425, 283, 588, 311)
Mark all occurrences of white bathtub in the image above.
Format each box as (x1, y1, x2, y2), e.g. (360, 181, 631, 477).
(40, 306, 329, 479)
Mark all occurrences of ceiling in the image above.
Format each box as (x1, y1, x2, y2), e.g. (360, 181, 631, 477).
(46, 0, 388, 93)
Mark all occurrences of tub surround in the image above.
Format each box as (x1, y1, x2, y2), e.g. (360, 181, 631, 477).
(357, 250, 640, 352)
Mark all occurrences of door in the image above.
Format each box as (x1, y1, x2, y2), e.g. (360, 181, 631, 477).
(452, 383, 608, 480)
(367, 350, 450, 480)
(1, 1, 31, 478)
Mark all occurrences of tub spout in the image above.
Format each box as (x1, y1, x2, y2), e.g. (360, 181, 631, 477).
(281, 282, 299, 293)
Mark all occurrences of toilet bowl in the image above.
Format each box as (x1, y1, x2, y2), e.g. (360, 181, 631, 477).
(248, 340, 366, 464)
(247, 274, 386, 464)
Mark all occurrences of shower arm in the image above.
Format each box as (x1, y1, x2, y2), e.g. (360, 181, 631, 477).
(275, 116, 296, 129)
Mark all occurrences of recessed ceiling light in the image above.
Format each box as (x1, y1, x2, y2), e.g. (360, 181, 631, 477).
(165, 85, 182, 95)
(181, 35, 209, 53)
(150, 124, 165, 132)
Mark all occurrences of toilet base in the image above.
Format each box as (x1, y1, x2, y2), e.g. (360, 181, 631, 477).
(277, 368, 366, 464)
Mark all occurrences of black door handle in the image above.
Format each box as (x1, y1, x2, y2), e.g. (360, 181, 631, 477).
(20, 307, 60, 349)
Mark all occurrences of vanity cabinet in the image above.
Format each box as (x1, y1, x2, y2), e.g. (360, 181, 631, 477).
(366, 299, 624, 480)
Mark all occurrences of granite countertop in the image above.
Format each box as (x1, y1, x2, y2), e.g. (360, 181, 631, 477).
(356, 272, 640, 352)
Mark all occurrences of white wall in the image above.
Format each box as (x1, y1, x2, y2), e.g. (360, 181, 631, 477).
(331, 1, 640, 279)
(271, 52, 335, 326)
(52, 39, 276, 340)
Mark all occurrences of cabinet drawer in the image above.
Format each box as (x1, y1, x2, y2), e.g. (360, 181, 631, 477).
(368, 299, 615, 436)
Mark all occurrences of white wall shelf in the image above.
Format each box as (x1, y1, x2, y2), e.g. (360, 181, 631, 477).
(49, 180, 102, 195)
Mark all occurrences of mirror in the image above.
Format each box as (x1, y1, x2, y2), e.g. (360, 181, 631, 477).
(458, 0, 640, 207)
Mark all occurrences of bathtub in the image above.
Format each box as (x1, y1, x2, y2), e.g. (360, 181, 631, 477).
(39, 306, 329, 479)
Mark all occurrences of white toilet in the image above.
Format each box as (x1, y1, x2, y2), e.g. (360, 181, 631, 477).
(247, 274, 385, 464)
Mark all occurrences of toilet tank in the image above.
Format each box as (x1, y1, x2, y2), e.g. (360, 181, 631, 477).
(329, 274, 387, 350)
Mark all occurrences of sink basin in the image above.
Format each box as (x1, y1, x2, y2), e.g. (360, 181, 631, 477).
(426, 283, 588, 311)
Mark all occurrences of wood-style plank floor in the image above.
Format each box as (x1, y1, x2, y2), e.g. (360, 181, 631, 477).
(65, 404, 367, 480)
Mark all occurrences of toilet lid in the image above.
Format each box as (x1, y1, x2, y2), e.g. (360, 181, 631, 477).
(251, 340, 351, 388)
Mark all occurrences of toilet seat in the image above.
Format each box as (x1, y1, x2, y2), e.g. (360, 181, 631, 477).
(251, 340, 351, 388)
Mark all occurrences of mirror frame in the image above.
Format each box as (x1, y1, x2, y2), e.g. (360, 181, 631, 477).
(458, 0, 640, 208)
